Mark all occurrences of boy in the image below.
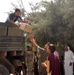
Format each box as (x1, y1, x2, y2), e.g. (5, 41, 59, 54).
(28, 34, 60, 75)
(42, 43, 60, 75)
(6, 8, 30, 27)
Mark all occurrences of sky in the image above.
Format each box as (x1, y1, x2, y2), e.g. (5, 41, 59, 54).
(0, 0, 50, 22)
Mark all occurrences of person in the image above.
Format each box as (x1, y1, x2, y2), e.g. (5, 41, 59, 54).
(64, 45, 74, 75)
(33, 51, 39, 75)
(28, 34, 60, 75)
(60, 56, 64, 75)
(22, 62, 27, 75)
(28, 34, 48, 75)
(6, 8, 30, 27)
(42, 43, 60, 75)
(17, 63, 22, 75)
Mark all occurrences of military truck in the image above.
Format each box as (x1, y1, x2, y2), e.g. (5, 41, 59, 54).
(0, 22, 25, 75)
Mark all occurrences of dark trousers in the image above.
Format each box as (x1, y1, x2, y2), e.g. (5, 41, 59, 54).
(34, 63, 39, 75)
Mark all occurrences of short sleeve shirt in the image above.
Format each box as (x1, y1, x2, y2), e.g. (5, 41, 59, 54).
(6, 13, 23, 23)
(48, 53, 60, 75)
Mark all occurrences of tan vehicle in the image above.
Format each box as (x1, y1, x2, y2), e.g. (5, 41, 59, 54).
(0, 22, 26, 75)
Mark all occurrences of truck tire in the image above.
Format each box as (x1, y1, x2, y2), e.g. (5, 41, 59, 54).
(0, 64, 9, 75)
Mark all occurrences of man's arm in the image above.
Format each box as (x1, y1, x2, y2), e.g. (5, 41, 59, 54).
(28, 34, 46, 50)
(23, 20, 31, 24)
(69, 51, 74, 66)
(28, 34, 38, 47)
(18, 17, 30, 24)
(28, 34, 46, 53)
(9, 19, 30, 28)
(9, 20, 19, 28)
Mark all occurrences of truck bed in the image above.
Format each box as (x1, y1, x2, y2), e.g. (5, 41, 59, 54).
(0, 22, 25, 52)
(0, 36, 25, 51)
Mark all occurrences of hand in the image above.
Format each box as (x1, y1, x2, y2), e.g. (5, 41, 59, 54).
(28, 34, 34, 40)
(24, 20, 31, 24)
(44, 43, 49, 50)
(41, 62, 47, 68)
(69, 62, 72, 66)
(28, 34, 38, 47)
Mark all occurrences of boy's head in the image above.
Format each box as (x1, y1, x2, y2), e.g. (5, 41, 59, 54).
(44, 42, 56, 54)
(14, 8, 21, 16)
(49, 44, 56, 53)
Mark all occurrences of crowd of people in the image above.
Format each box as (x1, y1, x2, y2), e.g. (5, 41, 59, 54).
(28, 34, 74, 75)
(6, 8, 74, 75)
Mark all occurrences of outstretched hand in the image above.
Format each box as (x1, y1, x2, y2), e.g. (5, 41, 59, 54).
(44, 42, 50, 50)
(23, 20, 31, 25)
(41, 62, 47, 68)
(28, 34, 38, 47)
(28, 34, 34, 41)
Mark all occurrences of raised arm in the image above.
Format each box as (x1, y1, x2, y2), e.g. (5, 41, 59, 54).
(28, 34, 46, 51)
(28, 34, 38, 47)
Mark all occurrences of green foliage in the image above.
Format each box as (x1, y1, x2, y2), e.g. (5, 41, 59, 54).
(11, 0, 74, 50)
(27, 0, 74, 50)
